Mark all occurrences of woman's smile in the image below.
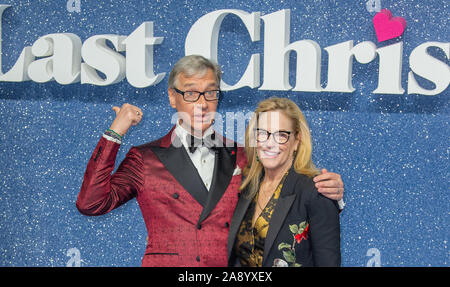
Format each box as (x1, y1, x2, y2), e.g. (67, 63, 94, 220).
(260, 149, 281, 158)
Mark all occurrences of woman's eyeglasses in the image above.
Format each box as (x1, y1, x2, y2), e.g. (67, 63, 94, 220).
(255, 128, 292, 144)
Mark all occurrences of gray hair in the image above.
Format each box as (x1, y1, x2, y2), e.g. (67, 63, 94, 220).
(168, 55, 222, 89)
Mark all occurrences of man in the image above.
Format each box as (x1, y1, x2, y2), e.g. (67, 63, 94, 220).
(76, 55, 344, 267)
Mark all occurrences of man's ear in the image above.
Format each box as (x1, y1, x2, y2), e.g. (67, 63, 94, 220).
(168, 88, 177, 109)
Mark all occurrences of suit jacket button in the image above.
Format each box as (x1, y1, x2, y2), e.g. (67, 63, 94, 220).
(197, 223, 202, 230)
(196, 256, 200, 262)
(225, 222, 229, 228)
(173, 193, 179, 199)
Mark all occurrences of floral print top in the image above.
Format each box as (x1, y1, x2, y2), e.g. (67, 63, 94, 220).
(234, 174, 287, 267)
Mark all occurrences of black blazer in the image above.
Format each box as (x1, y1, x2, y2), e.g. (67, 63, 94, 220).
(227, 168, 341, 267)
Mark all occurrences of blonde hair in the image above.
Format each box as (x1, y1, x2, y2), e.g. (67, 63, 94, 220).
(240, 97, 319, 198)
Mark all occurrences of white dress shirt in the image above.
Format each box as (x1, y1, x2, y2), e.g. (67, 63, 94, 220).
(175, 121, 216, 191)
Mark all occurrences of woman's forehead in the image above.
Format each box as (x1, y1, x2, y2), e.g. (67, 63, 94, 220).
(257, 110, 292, 129)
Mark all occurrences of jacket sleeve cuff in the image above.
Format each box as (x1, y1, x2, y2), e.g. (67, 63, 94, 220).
(337, 199, 345, 211)
(103, 133, 122, 145)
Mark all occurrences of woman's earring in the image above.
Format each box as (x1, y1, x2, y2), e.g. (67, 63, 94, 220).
(256, 154, 260, 162)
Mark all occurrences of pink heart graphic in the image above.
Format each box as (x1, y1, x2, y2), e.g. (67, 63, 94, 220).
(373, 9, 406, 42)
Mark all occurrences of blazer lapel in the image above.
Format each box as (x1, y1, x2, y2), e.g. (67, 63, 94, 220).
(262, 168, 298, 266)
(227, 193, 254, 260)
(149, 128, 209, 207)
(198, 141, 237, 223)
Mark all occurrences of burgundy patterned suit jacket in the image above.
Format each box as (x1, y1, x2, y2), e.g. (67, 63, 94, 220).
(76, 126, 247, 266)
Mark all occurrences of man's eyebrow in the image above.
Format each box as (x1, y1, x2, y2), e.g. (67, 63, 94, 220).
(207, 83, 219, 89)
(182, 82, 219, 89)
(182, 83, 196, 88)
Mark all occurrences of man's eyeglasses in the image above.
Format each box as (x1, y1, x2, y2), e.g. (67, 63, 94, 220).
(173, 87, 221, 102)
(255, 128, 292, 144)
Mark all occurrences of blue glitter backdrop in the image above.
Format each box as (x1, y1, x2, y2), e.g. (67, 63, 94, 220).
(0, 0, 448, 266)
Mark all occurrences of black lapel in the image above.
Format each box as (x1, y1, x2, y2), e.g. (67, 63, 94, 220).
(262, 169, 298, 266)
(198, 144, 237, 223)
(227, 193, 254, 260)
(150, 137, 209, 207)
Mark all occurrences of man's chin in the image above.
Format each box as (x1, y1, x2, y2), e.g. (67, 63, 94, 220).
(188, 122, 213, 136)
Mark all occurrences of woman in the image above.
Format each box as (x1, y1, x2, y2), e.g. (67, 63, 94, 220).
(227, 97, 341, 267)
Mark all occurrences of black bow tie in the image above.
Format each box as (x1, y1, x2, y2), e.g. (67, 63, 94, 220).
(186, 133, 218, 153)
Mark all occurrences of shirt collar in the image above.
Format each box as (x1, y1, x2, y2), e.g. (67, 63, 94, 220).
(175, 120, 214, 148)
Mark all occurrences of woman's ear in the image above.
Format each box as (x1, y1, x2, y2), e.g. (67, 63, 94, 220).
(295, 132, 301, 146)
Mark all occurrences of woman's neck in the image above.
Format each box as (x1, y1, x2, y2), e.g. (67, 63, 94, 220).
(263, 162, 291, 184)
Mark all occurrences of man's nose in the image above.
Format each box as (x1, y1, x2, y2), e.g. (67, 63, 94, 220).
(195, 94, 208, 108)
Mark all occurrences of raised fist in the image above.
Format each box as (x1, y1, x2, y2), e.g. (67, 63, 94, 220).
(108, 103, 143, 136)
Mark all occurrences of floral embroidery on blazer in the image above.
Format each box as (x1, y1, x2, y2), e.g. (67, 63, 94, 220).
(274, 221, 309, 267)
